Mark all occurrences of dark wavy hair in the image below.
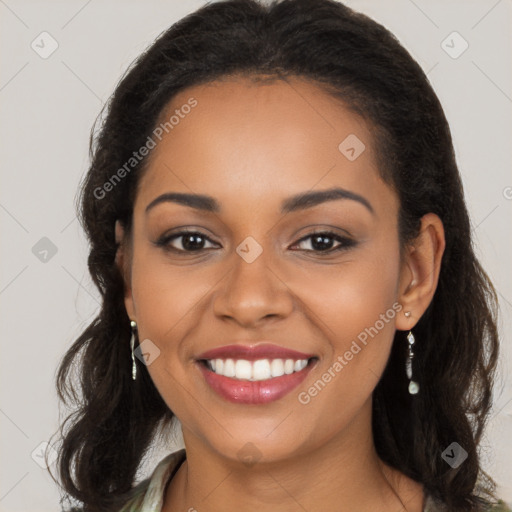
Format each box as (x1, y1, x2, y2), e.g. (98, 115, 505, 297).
(49, 0, 502, 510)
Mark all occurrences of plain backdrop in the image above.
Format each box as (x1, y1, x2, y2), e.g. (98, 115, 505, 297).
(1, 0, 511, 510)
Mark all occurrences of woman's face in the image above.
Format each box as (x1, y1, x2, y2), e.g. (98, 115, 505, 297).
(121, 76, 412, 463)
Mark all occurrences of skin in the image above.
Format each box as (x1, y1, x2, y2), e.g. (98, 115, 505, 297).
(115, 76, 445, 512)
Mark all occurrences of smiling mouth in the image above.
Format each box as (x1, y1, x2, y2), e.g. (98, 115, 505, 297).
(197, 357, 318, 381)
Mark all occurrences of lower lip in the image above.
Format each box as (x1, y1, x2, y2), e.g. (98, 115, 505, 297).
(197, 360, 316, 404)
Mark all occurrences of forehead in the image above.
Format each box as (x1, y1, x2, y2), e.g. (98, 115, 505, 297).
(135, 76, 394, 218)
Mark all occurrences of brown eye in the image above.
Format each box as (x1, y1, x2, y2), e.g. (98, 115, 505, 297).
(290, 231, 356, 254)
(155, 230, 218, 253)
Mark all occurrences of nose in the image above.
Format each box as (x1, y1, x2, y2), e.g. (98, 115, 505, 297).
(212, 245, 294, 328)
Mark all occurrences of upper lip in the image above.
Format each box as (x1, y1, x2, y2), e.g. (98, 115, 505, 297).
(196, 343, 316, 362)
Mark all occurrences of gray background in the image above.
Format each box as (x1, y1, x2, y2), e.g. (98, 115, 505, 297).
(1, 0, 511, 510)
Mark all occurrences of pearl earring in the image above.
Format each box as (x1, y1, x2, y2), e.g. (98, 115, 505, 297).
(406, 330, 419, 395)
(130, 320, 137, 381)
(403, 311, 418, 394)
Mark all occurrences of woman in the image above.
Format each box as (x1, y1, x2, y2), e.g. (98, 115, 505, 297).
(50, 0, 511, 510)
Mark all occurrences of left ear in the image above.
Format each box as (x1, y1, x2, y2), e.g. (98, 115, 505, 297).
(395, 213, 446, 331)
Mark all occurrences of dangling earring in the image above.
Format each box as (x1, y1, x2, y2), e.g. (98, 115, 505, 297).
(406, 330, 419, 394)
(130, 320, 137, 381)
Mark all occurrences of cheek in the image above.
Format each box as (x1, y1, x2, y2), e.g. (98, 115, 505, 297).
(129, 255, 209, 412)
(296, 241, 402, 415)
(130, 255, 212, 349)
(300, 245, 401, 345)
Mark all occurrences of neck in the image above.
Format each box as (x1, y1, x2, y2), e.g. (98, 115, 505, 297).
(163, 398, 424, 512)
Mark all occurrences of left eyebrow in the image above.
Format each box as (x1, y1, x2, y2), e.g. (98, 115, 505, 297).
(280, 187, 374, 215)
(144, 187, 374, 216)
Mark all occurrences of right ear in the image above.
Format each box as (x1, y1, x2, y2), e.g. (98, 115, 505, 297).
(115, 220, 136, 321)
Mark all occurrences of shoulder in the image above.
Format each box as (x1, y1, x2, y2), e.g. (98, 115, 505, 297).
(423, 493, 512, 512)
(490, 501, 512, 512)
(117, 448, 187, 512)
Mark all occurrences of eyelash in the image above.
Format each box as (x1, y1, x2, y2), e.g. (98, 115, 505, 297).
(154, 229, 356, 255)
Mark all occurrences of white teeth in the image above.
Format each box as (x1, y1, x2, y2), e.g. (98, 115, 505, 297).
(206, 358, 311, 380)
(284, 359, 295, 375)
(235, 360, 252, 380)
(294, 360, 308, 372)
(253, 359, 272, 380)
(223, 358, 236, 378)
(270, 359, 285, 377)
